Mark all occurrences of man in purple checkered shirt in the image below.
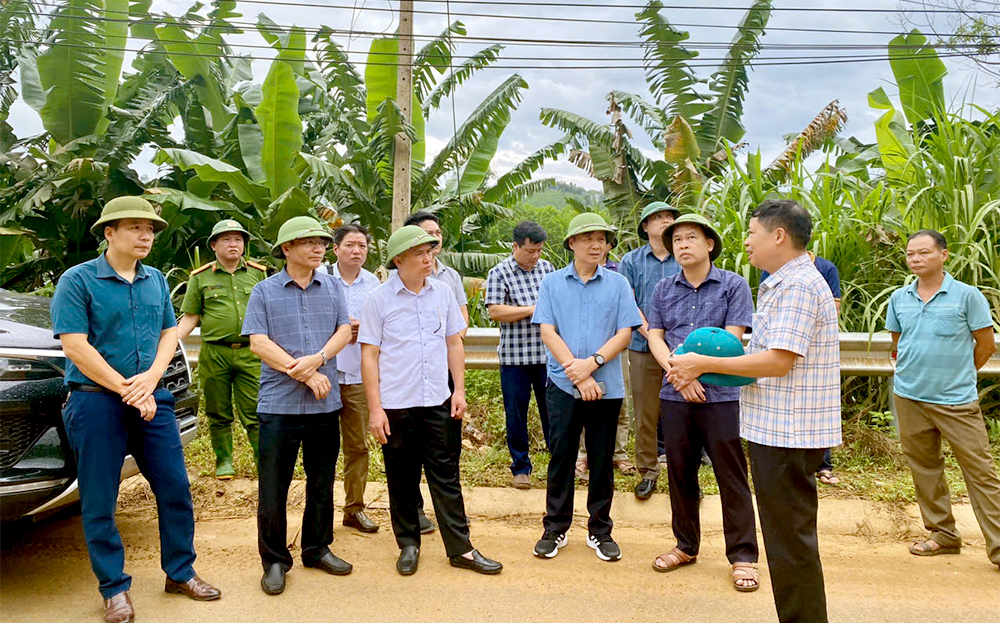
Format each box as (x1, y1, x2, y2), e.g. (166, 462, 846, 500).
(485, 221, 555, 489)
(668, 200, 840, 623)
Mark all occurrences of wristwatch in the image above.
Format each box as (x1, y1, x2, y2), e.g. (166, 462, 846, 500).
(318, 350, 328, 366)
(592, 353, 606, 368)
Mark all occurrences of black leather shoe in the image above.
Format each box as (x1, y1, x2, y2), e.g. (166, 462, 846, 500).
(396, 546, 420, 576)
(418, 510, 436, 534)
(260, 564, 285, 596)
(449, 549, 503, 575)
(303, 551, 353, 576)
(634, 477, 657, 500)
(343, 510, 379, 533)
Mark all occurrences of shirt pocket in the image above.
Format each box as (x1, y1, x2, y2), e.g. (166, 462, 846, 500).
(933, 309, 964, 336)
(748, 312, 768, 352)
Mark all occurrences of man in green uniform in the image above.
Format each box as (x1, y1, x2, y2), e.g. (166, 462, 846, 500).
(178, 220, 268, 479)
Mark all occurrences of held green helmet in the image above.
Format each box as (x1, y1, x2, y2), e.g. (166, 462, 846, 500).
(270, 216, 334, 258)
(662, 213, 724, 262)
(561, 212, 617, 251)
(637, 201, 681, 240)
(209, 219, 250, 243)
(384, 225, 440, 268)
(672, 327, 755, 387)
(89, 196, 168, 236)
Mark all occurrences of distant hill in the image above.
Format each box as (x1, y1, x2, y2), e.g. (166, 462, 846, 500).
(522, 182, 602, 209)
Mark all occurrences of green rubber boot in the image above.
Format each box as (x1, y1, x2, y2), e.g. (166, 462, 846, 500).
(210, 426, 235, 480)
(245, 424, 260, 469)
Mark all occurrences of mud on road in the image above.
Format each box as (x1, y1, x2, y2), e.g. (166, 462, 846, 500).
(2, 478, 998, 623)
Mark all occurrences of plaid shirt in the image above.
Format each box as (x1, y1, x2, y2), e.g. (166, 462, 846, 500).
(740, 254, 842, 448)
(484, 256, 554, 366)
(242, 268, 350, 414)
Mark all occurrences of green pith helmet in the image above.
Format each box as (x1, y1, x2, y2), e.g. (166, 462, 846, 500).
(562, 212, 617, 251)
(384, 225, 440, 268)
(270, 216, 334, 258)
(637, 201, 681, 240)
(89, 196, 168, 236)
(673, 327, 755, 387)
(662, 212, 724, 262)
(209, 219, 250, 243)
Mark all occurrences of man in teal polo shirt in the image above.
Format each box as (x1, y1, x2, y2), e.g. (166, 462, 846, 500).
(531, 213, 643, 562)
(886, 229, 1000, 569)
(51, 197, 220, 623)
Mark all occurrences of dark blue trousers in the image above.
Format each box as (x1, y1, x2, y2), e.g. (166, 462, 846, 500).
(500, 364, 550, 475)
(62, 388, 196, 599)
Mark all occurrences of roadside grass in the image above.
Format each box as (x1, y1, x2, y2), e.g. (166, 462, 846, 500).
(184, 370, 999, 504)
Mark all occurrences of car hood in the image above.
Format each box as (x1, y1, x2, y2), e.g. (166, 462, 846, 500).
(0, 290, 62, 350)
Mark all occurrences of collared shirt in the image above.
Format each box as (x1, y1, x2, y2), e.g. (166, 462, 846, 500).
(179, 258, 266, 342)
(740, 253, 841, 449)
(532, 263, 643, 399)
(242, 268, 349, 414)
(620, 244, 680, 352)
(328, 263, 380, 385)
(885, 273, 993, 405)
(358, 274, 466, 410)
(51, 253, 176, 386)
(393, 259, 468, 307)
(761, 253, 841, 299)
(647, 266, 753, 403)
(484, 256, 555, 366)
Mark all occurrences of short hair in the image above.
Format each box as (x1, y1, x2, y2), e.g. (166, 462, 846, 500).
(752, 199, 812, 250)
(333, 223, 370, 246)
(512, 221, 547, 246)
(907, 229, 948, 250)
(404, 211, 439, 228)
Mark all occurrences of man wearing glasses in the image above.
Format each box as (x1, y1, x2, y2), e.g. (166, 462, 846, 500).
(243, 217, 355, 595)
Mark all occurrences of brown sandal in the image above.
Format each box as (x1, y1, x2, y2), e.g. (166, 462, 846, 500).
(909, 539, 960, 556)
(732, 562, 759, 592)
(652, 547, 696, 573)
(614, 459, 637, 475)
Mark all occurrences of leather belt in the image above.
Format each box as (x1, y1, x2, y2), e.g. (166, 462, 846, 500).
(206, 340, 251, 349)
(69, 381, 164, 394)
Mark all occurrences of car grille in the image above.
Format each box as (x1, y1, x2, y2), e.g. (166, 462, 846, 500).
(162, 348, 191, 395)
(0, 407, 52, 469)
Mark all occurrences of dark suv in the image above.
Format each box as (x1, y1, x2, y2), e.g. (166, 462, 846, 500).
(0, 289, 199, 521)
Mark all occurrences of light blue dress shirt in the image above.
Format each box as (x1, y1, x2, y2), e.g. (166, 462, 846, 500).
(531, 262, 643, 400)
(358, 274, 466, 410)
(619, 243, 679, 352)
(328, 263, 380, 385)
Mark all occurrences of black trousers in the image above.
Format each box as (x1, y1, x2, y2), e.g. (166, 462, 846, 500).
(544, 383, 623, 536)
(748, 442, 828, 623)
(661, 400, 758, 563)
(257, 410, 340, 571)
(382, 400, 472, 558)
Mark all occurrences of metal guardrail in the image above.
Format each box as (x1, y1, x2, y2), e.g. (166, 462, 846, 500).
(181, 328, 1000, 377)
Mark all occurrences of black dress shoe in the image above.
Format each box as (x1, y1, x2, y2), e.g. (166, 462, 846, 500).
(396, 546, 420, 576)
(418, 510, 436, 534)
(449, 550, 503, 575)
(634, 477, 657, 500)
(303, 551, 353, 576)
(260, 564, 285, 596)
(343, 510, 379, 533)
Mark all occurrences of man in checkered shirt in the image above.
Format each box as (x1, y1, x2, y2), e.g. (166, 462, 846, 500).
(485, 221, 555, 490)
(668, 200, 840, 623)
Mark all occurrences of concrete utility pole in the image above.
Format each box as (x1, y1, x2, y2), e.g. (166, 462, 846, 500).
(391, 0, 414, 232)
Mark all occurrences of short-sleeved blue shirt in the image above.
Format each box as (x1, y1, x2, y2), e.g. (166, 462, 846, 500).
(885, 273, 994, 405)
(532, 262, 643, 399)
(647, 266, 754, 402)
(242, 268, 350, 414)
(619, 244, 680, 352)
(51, 254, 176, 386)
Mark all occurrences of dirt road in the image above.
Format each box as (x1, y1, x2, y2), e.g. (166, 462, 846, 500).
(2, 479, 998, 623)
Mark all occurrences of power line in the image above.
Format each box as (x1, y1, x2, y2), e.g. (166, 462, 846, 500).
(28, 0, 988, 38)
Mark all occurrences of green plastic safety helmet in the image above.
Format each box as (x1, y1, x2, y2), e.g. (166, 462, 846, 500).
(384, 225, 440, 268)
(90, 196, 168, 236)
(270, 216, 334, 258)
(662, 213, 724, 262)
(637, 201, 681, 240)
(562, 212, 617, 251)
(209, 218, 250, 243)
(673, 327, 756, 387)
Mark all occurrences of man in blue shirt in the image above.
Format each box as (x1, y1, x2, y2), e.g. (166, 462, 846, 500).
(532, 213, 643, 562)
(243, 216, 355, 595)
(646, 214, 759, 592)
(619, 202, 680, 500)
(51, 197, 220, 623)
(886, 229, 999, 569)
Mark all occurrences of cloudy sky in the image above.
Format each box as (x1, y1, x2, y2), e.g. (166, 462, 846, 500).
(10, 0, 997, 189)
